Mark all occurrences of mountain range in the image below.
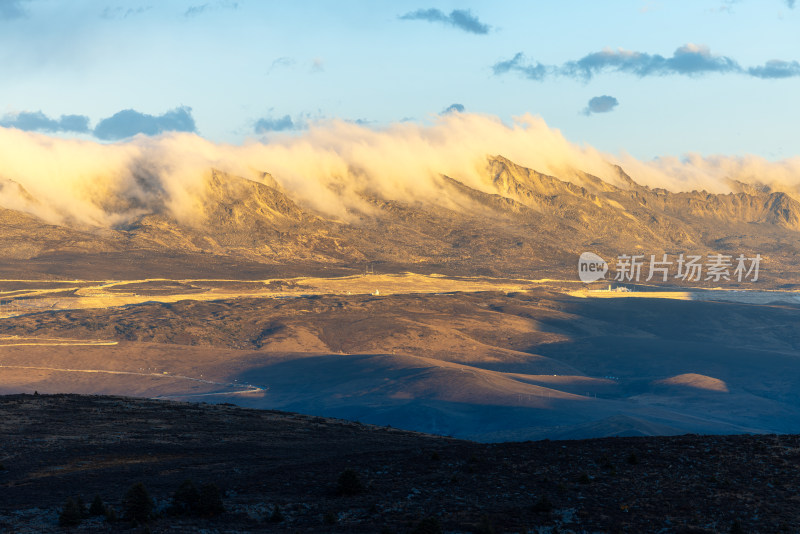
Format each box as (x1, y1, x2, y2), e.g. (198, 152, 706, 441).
(0, 155, 798, 285)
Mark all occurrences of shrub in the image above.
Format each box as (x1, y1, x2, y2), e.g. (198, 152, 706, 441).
(89, 494, 105, 516)
(170, 480, 200, 516)
(169, 480, 224, 517)
(198, 483, 225, 516)
(123, 482, 153, 524)
(627, 452, 639, 465)
(411, 516, 442, 534)
(58, 497, 83, 527)
(476, 514, 496, 534)
(269, 504, 284, 522)
(532, 495, 554, 514)
(336, 469, 364, 496)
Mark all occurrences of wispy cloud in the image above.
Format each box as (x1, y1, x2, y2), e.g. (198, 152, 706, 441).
(582, 96, 619, 116)
(492, 53, 548, 80)
(399, 8, 489, 35)
(101, 5, 152, 19)
(254, 115, 297, 133)
(93, 107, 196, 140)
(786, 0, 795, 8)
(565, 44, 740, 79)
(1, 108, 197, 140)
(184, 0, 238, 18)
(0, 111, 91, 133)
(267, 56, 296, 74)
(184, 3, 208, 17)
(494, 44, 800, 81)
(639, 1, 662, 14)
(0, 0, 29, 20)
(748, 60, 800, 78)
(441, 103, 465, 114)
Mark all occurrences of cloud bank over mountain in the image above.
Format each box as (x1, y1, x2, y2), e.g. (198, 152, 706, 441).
(0, 113, 798, 228)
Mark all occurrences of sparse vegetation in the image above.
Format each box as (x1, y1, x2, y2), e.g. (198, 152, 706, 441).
(2, 395, 798, 532)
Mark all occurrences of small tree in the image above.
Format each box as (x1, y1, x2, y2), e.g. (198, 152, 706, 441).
(76, 496, 89, 518)
(104, 505, 118, 522)
(89, 494, 106, 516)
(123, 482, 153, 524)
(58, 497, 83, 527)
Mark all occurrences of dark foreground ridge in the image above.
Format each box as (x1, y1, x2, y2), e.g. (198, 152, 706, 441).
(1, 394, 798, 533)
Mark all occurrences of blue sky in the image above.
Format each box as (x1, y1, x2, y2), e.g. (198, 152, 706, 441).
(0, 0, 798, 159)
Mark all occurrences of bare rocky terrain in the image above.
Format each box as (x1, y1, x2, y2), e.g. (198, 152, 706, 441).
(2, 393, 799, 533)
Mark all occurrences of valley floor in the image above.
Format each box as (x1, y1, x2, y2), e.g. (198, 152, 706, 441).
(0, 275, 798, 442)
